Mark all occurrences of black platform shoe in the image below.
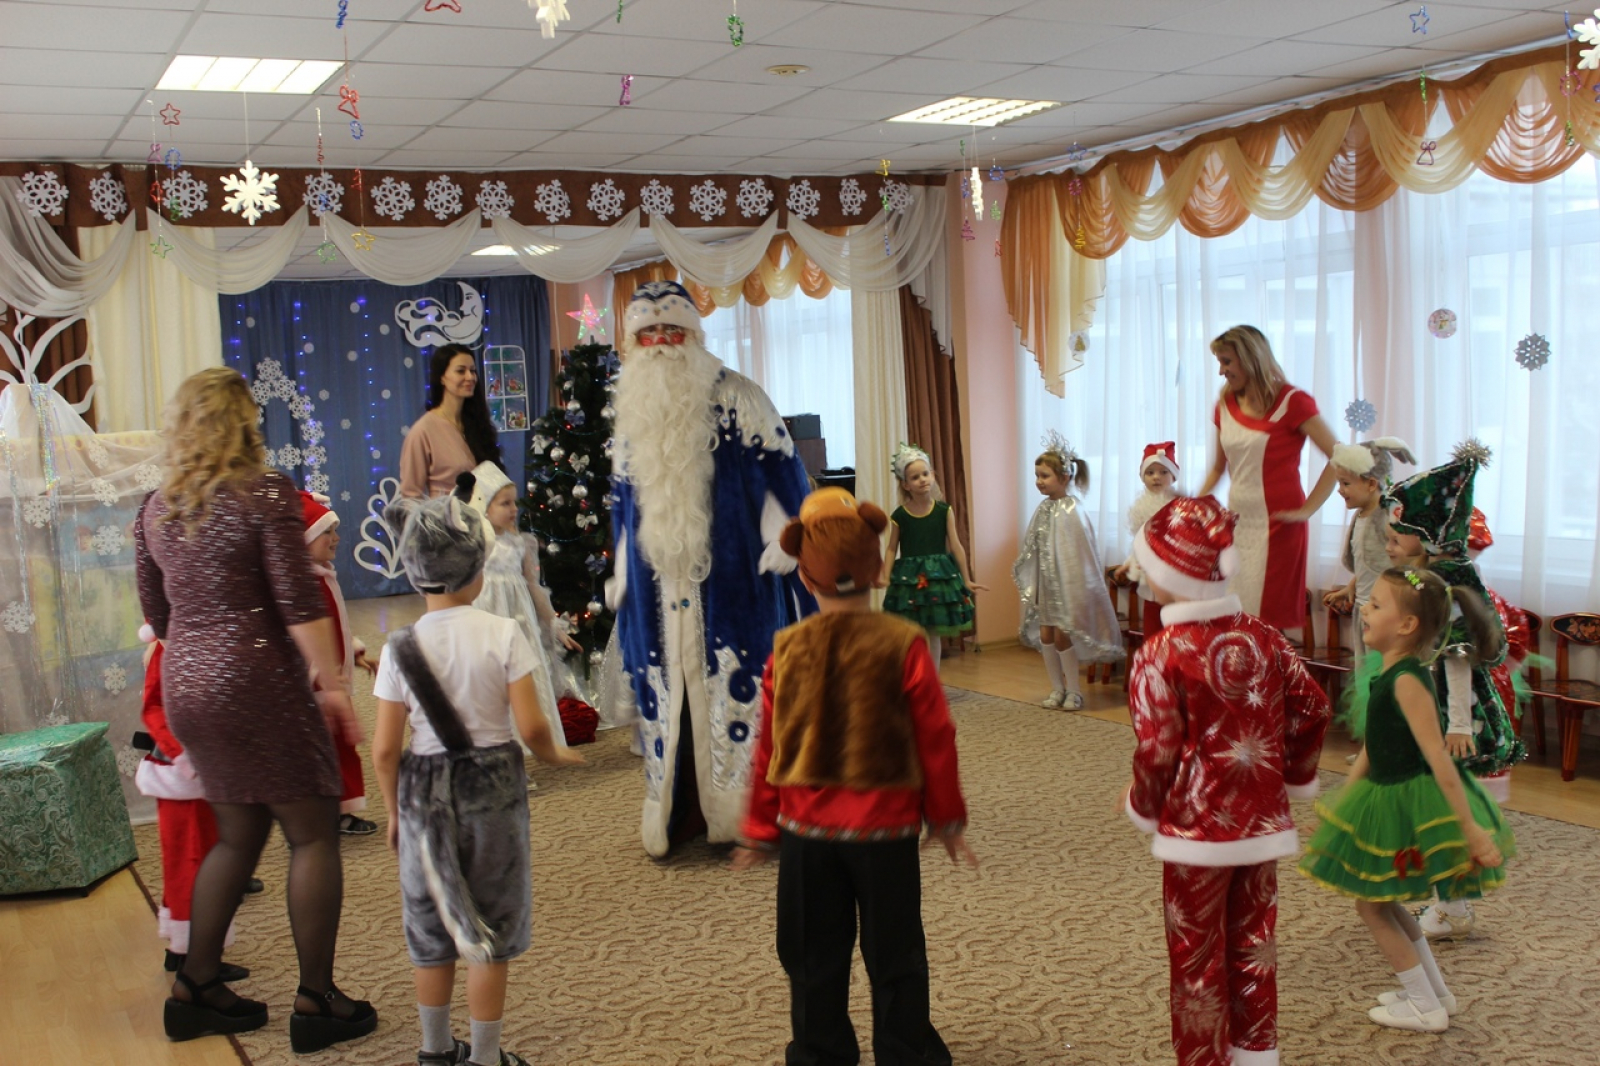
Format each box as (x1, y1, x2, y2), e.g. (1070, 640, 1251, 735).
(289, 984, 378, 1054)
(164, 951, 250, 982)
(163, 971, 269, 1042)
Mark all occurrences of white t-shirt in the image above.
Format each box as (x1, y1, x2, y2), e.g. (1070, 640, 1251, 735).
(373, 605, 536, 756)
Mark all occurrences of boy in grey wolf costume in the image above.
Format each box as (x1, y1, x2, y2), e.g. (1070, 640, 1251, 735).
(372, 476, 584, 1066)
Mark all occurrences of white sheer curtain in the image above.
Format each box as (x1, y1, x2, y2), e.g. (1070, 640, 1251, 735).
(700, 286, 856, 468)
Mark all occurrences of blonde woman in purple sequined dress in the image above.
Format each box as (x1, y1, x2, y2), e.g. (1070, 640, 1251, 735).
(135, 368, 378, 1054)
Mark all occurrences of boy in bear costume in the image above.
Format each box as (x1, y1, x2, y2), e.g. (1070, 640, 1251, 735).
(372, 476, 584, 1066)
(734, 487, 975, 1066)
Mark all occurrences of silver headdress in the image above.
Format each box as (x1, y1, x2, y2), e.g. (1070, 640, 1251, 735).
(890, 441, 931, 481)
(1040, 430, 1078, 473)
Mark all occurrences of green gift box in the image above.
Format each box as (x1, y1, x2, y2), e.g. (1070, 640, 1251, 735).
(0, 723, 137, 895)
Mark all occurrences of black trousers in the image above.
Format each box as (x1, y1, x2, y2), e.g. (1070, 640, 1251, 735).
(776, 831, 952, 1066)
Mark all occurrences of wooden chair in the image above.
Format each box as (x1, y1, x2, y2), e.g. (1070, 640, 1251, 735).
(1520, 611, 1544, 755)
(1101, 567, 1145, 687)
(1299, 588, 1356, 703)
(1528, 612, 1600, 781)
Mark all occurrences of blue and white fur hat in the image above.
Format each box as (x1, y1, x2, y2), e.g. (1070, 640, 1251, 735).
(622, 280, 703, 348)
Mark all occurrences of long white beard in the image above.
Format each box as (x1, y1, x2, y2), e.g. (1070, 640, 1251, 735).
(613, 340, 722, 585)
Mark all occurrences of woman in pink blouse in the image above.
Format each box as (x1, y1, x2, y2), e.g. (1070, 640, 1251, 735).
(1196, 325, 1338, 633)
(399, 344, 503, 499)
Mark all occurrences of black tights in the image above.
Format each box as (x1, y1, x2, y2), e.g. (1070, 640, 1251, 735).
(177, 796, 345, 1009)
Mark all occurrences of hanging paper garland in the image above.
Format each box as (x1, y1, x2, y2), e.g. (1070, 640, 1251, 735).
(727, 0, 744, 46)
(1427, 308, 1457, 338)
(1344, 399, 1377, 434)
(1514, 333, 1551, 371)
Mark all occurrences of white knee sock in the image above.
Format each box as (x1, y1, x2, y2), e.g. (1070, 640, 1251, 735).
(1041, 647, 1064, 692)
(926, 632, 943, 669)
(468, 1017, 503, 1066)
(1397, 964, 1441, 1014)
(1056, 645, 1081, 694)
(1411, 934, 1452, 1000)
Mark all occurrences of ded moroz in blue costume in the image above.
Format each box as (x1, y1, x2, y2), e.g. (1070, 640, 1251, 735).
(608, 281, 815, 857)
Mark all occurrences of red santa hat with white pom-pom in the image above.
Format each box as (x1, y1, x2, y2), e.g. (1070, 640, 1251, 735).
(300, 491, 338, 544)
(1132, 496, 1240, 601)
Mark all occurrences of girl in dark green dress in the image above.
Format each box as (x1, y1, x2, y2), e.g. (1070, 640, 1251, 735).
(881, 444, 985, 669)
(1299, 567, 1513, 1034)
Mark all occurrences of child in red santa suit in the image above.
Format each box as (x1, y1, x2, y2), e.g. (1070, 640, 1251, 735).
(1124, 496, 1332, 1066)
(1112, 441, 1180, 638)
(134, 625, 251, 981)
(733, 487, 976, 1066)
(301, 491, 378, 835)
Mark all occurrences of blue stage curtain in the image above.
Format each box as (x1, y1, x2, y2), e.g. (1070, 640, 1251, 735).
(221, 275, 549, 599)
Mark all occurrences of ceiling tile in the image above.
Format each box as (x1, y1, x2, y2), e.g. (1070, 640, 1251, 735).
(179, 13, 390, 60)
(1, 86, 148, 116)
(917, 18, 1126, 64)
(264, 122, 429, 151)
(201, 0, 415, 18)
(1055, 28, 1268, 71)
(573, 108, 740, 136)
(2, 114, 126, 141)
(683, 43, 890, 85)
(1413, 13, 1562, 55)
(6, 3, 191, 52)
(1291, 4, 1516, 47)
(776, 6, 987, 56)
(834, 57, 1035, 95)
(137, 91, 311, 123)
(536, 35, 736, 77)
(764, 88, 938, 121)
(710, 115, 873, 140)
(977, 66, 1147, 101)
(360, 24, 563, 67)
(1009, 0, 1227, 28)
(1206, 75, 1356, 109)
(1100, 73, 1262, 105)
(616, 155, 761, 172)
(1303, 48, 1420, 82)
(525, 130, 686, 155)
(588, 0, 829, 43)
(399, 127, 556, 153)
(762, 139, 898, 161)
(634, 78, 814, 114)
(0, 47, 168, 89)
(245, 144, 391, 167)
(497, 150, 641, 168)
(1184, 39, 1380, 78)
(487, 69, 647, 106)
(1156, 0, 1391, 38)
(443, 101, 614, 132)
(351, 63, 519, 101)
(372, 150, 522, 168)
(2, 139, 121, 160)
(662, 134, 807, 157)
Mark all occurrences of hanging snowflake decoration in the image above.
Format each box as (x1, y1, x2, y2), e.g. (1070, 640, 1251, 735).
(1514, 332, 1551, 371)
(639, 179, 674, 217)
(304, 173, 344, 218)
(736, 178, 773, 219)
(103, 664, 128, 695)
(587, 179, 625, 221)
(786, 179, 821, 220)
(220, 160, 280, 225)
(476, 179, 515, 220)
(303, 444, 328, 468)
(301, 418, 326, 445)
(2, 600, 35, 634)
(307, 471, 331, 494)
(250, 378, 273, 405)
(89, 478, 118, 507)
(163, 170, 209, 219)
(688, 180, 727, 222)
(839, 178, 867, 216)
(264, 446, 279, 468)
(91, 524, 126, 557)
(879, 180, 913, 214)
(134, 462, 162, 493)
(88, 172, 129, 222)
(534, 179, 572, 224)
(423, 174, 464, 220)
(21, 498, 51, 529)
(1344, 399, 1377, 434)
(1576, 10, 1600, 69)
(371, 176, 415, 222)
(340, 490, 351, 502)
(276, 443, 304, 470)
(16, 170, 68, 218)
(288, 394, 315, 421)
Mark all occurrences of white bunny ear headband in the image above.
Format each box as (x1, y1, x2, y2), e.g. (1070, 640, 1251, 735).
(1332, 436, 1417, 482)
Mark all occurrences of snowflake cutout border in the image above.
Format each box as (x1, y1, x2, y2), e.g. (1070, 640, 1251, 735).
(305, 173, 344, 218)
(1514, 332, 1551, 371)
(639, 179, 674, 218)
(88, 173, 129, 222)
(371, 177, 415, 222)
(534, 179, 572, 224)
(475, 179, 514, 220)
(879, 180, 913, 214)
(688, 180, 727, 222)
(220, 160, 281, 225)
(91, 524, 126, 557)
(587, 179, 625, 222)
(164, 170, 209, 219)
(1344, 399, 1377, 434)
(736, 178, 773, 219)
(424, 174, 464, 220)
(307, 471, 330, 495)
(786, 179, 821, 220)
(17, 170, 69, 218)
(839, 178, 867, 217)
(1576, 10, 1600, 69)
(2, 600, 35, 634)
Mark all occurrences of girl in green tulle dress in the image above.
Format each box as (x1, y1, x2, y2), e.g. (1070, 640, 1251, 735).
(881, 444, 985, 670)
(1300, 567, 1514, 1035)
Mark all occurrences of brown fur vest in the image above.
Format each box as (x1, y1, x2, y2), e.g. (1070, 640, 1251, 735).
(766, 612, 925, 790)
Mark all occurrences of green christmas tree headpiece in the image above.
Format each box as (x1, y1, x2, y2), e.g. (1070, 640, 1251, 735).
(1381, 438, 1490, 558)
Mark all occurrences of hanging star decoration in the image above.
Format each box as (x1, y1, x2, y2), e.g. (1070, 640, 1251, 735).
(1066, 141, 1087, 163)
(1514, 333, 1551, 371)
(351, 228, 376, 251)
(316, 240, 339, 263)
(160, 102, 182, 126)
(149, 236, 173, 259)
(1410, 5, 1428, 33)
(1344, 399, 1377, 434)
(566, 294, 607, 339)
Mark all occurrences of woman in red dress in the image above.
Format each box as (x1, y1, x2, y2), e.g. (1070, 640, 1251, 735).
(1196, 325, 1338, 633)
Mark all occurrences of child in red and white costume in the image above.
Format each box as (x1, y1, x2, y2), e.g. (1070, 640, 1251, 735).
(301, 491, 378, 835)
(1112, 441, 1180, 639)
(1124, 496, 1332, 1066)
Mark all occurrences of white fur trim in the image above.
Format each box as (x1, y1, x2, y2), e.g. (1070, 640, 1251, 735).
(1332, 442, 1377, 477)
(1231, 1046, 1279, 1066)
(606, 529, 629, 610)
(1285, 776, 1320, 801)
(304, 510, 339, 544)
(1477, 771, 1511, 804)
(138, 623, 156, 644)
(1150, 828, 1301, 866)
(1134, 527, 1233, 602)
(135, 752, 207, 801)
(1141, 454, 1179, 478)
(1158, 595, 1243, 626)
(758, 491, 798, 576)
(1218, 543, 1239, 580)
(1124, 791, 1160, 835)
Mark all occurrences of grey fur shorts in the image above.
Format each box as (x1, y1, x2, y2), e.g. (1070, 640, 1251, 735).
(397, 741, 531, 966)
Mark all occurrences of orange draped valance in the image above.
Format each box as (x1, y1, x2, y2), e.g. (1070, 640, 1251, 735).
(611, 233, 836, 320)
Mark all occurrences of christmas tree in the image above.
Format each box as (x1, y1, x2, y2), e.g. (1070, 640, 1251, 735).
(521, 340, 619, 676)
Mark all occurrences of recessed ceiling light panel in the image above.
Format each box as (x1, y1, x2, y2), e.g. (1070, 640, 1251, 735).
(157, 55, 342, 94)
(888, 96, 1061, 127)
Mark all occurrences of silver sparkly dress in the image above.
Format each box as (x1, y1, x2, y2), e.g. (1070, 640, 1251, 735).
(1012, 495, 1125, 662)
(135, 470, 340, 804)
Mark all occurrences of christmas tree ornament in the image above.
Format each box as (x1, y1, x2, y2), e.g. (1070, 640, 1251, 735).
(600, 404, 616, 420)
(1427, 308, 1457, 338)
(550, 445, 566, 462)
(547, 541, 561, 554)
(351, 228, 376, 251)
(566, 294, 607, 339)
(565, 399, 582, 414)
(589, 649, 605, 667)
(316, 240, 339, 263)
(586, 598, 604, 616)
(572, 483, 589, 499)
(150, 236, 173, 259)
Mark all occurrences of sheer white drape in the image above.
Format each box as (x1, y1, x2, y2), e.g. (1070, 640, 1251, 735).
(700, 286, 856, 468)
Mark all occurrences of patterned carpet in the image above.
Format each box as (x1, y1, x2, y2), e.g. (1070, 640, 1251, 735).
(131, 687, 1600, 1066)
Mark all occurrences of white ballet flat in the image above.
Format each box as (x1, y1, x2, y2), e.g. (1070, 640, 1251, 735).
(1377, 989, 1458, 1016)
(1368, 998, 1448, 1032)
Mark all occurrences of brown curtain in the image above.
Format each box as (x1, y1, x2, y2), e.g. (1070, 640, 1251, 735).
(898, 285, 970, 559)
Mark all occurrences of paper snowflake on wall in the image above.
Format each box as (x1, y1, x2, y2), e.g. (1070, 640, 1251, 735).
(839, 178, 867, 216)
(587, 179, 625, 221)
(1344, 399, 1377, 433)
(534, 179, 572, 224)
(688, 180, 727, 222)
(164, 170, 209, 219)
(21, 498, 51, 529)
(305, 173, 344, 218)
(91, 524, 126, 557)
(2, 600, 35, 634)
(372, 177, 415, 222)
(221, 160, 280, 225)
(89, 478, 118, 507)
(639, 179, 674, 217)
(88, 173, 129, 222)
(103, 664, 127, 695)
(1515, 332, 1551, 370)
(476, 179, 515, 220)
(423, 174, 464, 220)
(786, 179, 821, 220)
(16, 170, 68, 218)
(307, 471, 330, 494)
(880, 180, 913, 214)
(736, 178, 773, 219)
(1576, 10, 1600, 69)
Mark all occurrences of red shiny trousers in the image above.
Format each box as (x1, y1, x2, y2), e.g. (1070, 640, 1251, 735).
(1162, 862, 1278, 1066)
